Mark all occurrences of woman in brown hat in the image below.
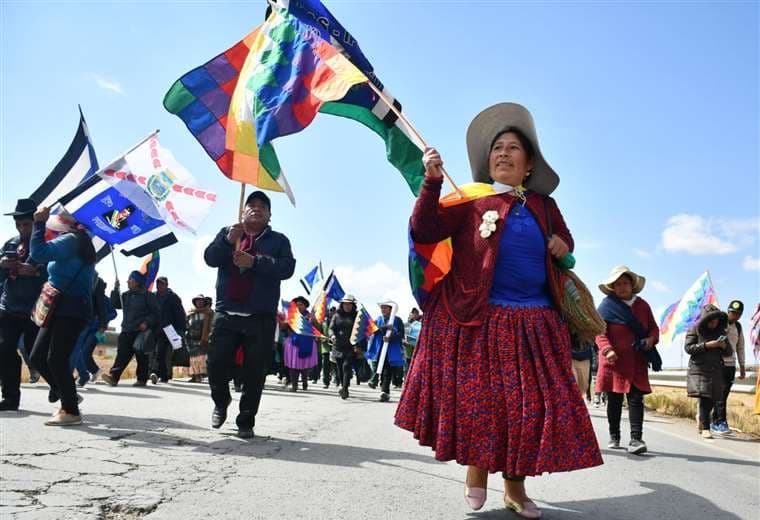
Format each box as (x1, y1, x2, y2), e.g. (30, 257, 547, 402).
(185, 294, 214, 383)
(395, 103, 602, 518)
(595, 266, 660, 454)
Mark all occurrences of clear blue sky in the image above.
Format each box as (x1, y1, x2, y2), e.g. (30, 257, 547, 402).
(1, 1, 758, 367)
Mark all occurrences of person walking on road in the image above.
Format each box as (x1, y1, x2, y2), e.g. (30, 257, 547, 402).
(711, 300, 745, 435)
(100, 271, 161, 387)
(283, 296, 318, 392)
(328, 295, 359, 399)
(0, 199, 46, 411)
(685, 304, 731, 439)
(185, 295, 213, 383)
(366, 301, 404, 403)
(595, 265, 660, 455)
(203, 190, 295, 439)
(28, 206, 96, 426)
(150, 276, 186, 384)
(396, 103, 602, 519)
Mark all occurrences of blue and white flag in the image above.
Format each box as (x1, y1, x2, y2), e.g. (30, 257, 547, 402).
(299, 263, 323, 295)
(58, 174, 177, 257)
(30, 107, 99, 208)
(323, 270, 345, 302)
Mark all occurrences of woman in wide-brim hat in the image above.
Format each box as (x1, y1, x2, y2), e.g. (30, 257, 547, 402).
(185, 294, 214, 383)
(594, 265, 659, 454)
(395, 103, 602, 518)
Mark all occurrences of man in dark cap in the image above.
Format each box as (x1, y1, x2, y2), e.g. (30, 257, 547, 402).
(149, 276, 186, 384)
(101, 271, 160, 387)
(204, 190, 295, 438)
(0, 199, 47, 410)
(711, 300, 746, 435)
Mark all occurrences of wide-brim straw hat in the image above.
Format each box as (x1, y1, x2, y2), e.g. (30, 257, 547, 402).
(466, 102, 559, 195)
(599, 265, 646, 296)
(377, 299, 397, 308)
(340, 294, 357, 304)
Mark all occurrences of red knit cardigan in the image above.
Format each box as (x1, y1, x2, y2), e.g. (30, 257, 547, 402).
(410, 176, 574, 327)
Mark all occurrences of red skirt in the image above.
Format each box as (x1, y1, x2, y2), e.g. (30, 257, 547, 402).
(395, 293, 603, 476)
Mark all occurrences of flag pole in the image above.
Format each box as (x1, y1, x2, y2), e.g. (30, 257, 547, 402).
(236, 183, 246, 250)
(109, 245, 123, 308)
(364, 81, 464, 198)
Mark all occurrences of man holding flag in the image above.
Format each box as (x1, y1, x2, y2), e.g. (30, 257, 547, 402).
(203, 191, 295, 439)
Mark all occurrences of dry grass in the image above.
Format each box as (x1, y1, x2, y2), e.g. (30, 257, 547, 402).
(646, 386, 760, 437)
(20, 349, 189, 383)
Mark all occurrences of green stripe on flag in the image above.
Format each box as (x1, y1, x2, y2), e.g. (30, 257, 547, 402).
(319, 102, 424, 196)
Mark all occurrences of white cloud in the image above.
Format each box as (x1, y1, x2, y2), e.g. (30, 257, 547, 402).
(93, 74, 123, 94)
(660, 214, 759, 255)
(334, 262, 417, 317)
(743, 255, 760, 271)
(634, 248, 652, 259)
(650, 280, 670, 293)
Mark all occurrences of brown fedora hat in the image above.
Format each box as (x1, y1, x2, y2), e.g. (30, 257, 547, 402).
(466, 103, 559, 195)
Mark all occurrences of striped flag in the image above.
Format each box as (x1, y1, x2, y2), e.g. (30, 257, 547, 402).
(299, 263, 323, 295)
(285, 301, 323, 337)
(30, 107, 99, 208)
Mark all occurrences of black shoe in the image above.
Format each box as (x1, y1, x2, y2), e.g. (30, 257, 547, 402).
(237, 428, 254, 439)
(211, 402, 230, 429)
(233, 383, 242, 393)
(323, 384, 330, 389)
(132, 380, 147, 387)
(101, 373, 118, 387)
(628, 439, 647, 455)
(0, 400, 19, 411)
(379, 392, 390, 402)
(302, 380, 308, 391)
(339, 388, 348, 400)
(368, 382, 377, 389)
(149, 373, 158, 385)
(48, 388, 60, 403)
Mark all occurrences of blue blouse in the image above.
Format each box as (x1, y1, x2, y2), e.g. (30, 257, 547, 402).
(488, 204, 551, 308)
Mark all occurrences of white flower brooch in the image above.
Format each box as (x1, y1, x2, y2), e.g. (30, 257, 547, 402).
(479, 210, 499, 238)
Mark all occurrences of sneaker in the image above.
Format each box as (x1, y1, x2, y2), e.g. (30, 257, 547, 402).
(339, 388, 349, 400)
(132, 380, 147, 387)
(710, 422, 731, 435)
(607, 436, 621, 449)
(149, 373, 159, 385)
(45, 412, 82, 426)
(379, 392, 390, 402)
(0, 400, 19, 411)
(89, 369, 100, 383)
(211, 400, 230, 429)
(701, 429, 713, 439)
(101, 373, 117, 387)
(627, 439, 647, 455)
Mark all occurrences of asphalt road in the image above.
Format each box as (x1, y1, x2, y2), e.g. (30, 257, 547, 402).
(1, 377, 758, 519)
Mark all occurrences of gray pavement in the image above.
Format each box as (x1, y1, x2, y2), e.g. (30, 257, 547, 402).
(1, 377, 758, 520)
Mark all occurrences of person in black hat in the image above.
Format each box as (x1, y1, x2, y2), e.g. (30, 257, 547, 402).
(204, 190, 295, 439)
(149, 276, 186, 384)
(711, 300, 746, 435)
(0, 199, 47, 411)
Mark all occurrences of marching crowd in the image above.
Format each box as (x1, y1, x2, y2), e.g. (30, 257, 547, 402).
(0, 102, 756, 518)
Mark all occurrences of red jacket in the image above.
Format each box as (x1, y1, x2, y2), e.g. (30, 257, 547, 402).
(594, 297, 659, 394)
(410, 176, 574, 326)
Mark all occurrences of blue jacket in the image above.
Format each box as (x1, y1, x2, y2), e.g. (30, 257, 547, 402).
(0, 235, 47, 317)
(30, 222, 94, 320)
(204, 226, 295, 315)
(366, 315, 405, 367)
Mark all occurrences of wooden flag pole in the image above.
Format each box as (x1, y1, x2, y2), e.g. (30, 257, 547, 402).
(365, 81, 464, 199)
(236, 183, 246, 250)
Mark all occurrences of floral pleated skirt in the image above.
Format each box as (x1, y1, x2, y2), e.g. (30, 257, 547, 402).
(395, 293, 603, 476)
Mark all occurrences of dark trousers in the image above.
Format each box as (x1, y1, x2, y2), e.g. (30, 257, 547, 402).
(379, 357, 402, 394)
(338, 354, 354, 391)
(207, 313, 275, 430)
(0, 314, 38, 405)
(606, 386, 645, 440)
(309, 351, 322, 382)
(700, 396, 715, 430)
(30, 316, 86, 415)
(713, 365, 736, 424)
(151, 334, 173, 381)
(290, 368, 309, 390)
(70, 329, 99, 382)
(321, 352, 332, 385)
(110, 331, 150, 383)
